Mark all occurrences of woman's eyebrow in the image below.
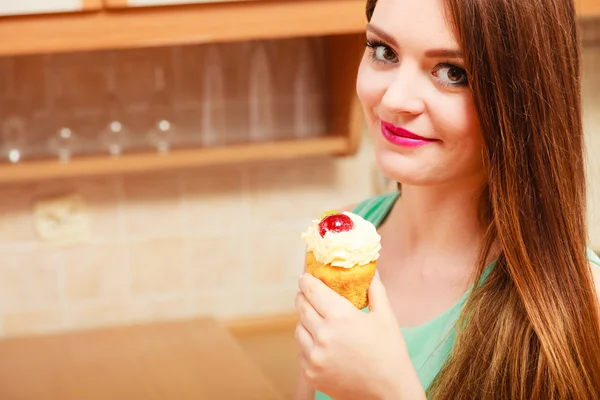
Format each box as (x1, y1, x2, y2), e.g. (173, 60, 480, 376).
(366, 23, 399, 48)
(366, 23, 464, 59)
(424, 49, 464, 59)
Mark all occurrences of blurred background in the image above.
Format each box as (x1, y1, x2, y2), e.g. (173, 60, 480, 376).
(0, 1, 598, 399)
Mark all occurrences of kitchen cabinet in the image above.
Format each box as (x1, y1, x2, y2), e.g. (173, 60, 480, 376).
(0, 0, 101, 17)
(104, 0, 257, 8)
(0, 0, 365, 184)
(0, 33, 364, 183)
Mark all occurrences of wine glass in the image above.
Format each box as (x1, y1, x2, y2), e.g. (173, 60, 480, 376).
(248, 41, 277, 142)
(200, 44, 226, 147)
(146, 66, 176, 154)
(0, 59, 26, 163)
(0, 113, 26, 164)
(292, 37, 327, 138)
(100, 52, 131, 156)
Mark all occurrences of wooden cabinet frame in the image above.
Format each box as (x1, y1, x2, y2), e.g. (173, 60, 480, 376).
(104, 0, 128, 7)
(83, 0, 104, 10)
(104, 0, 260, 8)
(0, 0, 366, 56)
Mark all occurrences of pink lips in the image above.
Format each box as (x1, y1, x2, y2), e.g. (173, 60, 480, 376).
(380, 121, 436, 148)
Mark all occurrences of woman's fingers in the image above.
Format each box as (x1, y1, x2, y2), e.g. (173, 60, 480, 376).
(298, 273, 354, 318)
(295, 291, 322, 334)
(295, 320, 314, 355)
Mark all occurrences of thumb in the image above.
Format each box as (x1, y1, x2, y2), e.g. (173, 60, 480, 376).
(368, 270, 394, 318)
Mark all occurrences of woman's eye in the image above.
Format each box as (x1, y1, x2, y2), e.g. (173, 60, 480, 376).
(365, 40, 398, 64)
(375, 46, 397, 62)
(433, 64, 468, 87)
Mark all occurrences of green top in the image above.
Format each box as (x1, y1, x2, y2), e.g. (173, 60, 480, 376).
(315, 191, 600, 400)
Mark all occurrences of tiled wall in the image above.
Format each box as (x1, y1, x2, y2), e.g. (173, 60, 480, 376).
(0, 23, 598, 339)
(0, 136, 379, 338)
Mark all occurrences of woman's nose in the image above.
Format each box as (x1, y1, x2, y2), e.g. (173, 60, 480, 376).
(379, 64, 426, 117)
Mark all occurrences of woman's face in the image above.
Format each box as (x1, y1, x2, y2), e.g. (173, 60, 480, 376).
(357, 0, 485, 188)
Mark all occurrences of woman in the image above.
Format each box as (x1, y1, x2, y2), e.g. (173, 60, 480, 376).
(294, 0, 600, 398)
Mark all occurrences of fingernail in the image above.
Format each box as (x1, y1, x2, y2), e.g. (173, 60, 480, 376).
(299, 273, 304, 281)
(374, 270, 380, 280)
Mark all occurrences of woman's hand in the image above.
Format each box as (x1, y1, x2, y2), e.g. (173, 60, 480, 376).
(295, 272, 425, 400)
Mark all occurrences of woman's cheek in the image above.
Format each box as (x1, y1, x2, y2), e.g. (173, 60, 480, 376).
(356, 63, 374, 108)
(431, 97, 485, 174)
(356, 64, 389, 116)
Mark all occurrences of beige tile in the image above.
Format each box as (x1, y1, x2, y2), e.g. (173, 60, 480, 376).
(63, 244, 127, 301)
(305, 139, 379, 216)
(129, 238, 187, 294)
(127, 295, 191, 323)
(247, 159, 323, 215)
(192, 289, 251, 319)
(333, 138, 380, 198)
(0, 250, 61, 313)
(252, 285, 297, 316)
(0, 184, 36, 244)
(185, 236, 249, 291)
(183, 166, 247, 236)
(3, 308, 63, 337)
(66, 303, 126, 331)
(251, 227, 306, 285)
(247, 159, 346, 227)
(121, 173, 184, 239)
(75, 178, 121, 240)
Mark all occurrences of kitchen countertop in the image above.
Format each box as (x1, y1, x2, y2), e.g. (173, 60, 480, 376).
(0, 317, 284, 400)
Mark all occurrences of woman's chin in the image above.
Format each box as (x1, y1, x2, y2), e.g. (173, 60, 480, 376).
(375, 151, 434, 187)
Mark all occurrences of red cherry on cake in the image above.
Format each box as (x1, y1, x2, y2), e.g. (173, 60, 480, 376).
(319, 213, 354, 237)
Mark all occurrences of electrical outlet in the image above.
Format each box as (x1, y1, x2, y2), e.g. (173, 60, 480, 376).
(33, 192, 91, 246)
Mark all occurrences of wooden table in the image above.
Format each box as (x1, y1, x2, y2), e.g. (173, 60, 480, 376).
(0, 317, 285, 400)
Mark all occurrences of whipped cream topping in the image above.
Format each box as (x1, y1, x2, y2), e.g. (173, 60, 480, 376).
(301, 212, 381, 268)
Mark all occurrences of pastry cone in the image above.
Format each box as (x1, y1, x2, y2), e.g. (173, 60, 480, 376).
(305, 250, 377, 309)
(301, 210, 381, 309)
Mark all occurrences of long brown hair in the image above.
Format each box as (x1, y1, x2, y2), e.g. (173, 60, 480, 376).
(366, 0, 600, 398)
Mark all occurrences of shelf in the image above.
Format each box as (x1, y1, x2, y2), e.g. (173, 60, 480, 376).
(0, 135, 352, 183)
(0, 33, 364, 185)
(0, 0, 366, 56)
